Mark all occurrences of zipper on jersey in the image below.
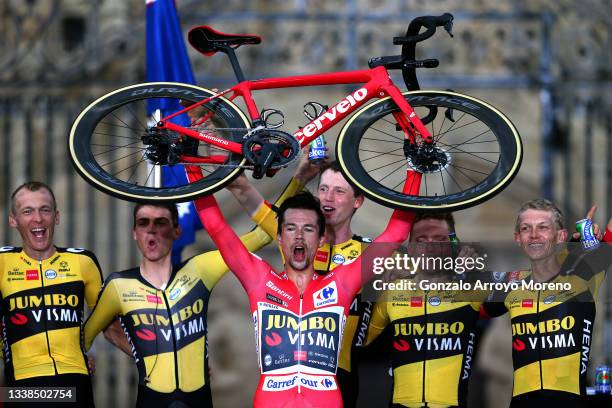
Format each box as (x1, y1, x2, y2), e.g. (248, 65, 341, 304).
(298, 294, 303, 394)
(161, 290, 180, 390)
(536, 290, 543, 390)
(39, 260, 58, 374)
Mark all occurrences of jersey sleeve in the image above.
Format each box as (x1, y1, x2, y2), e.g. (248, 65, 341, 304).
(193, 194, 269, 292)
(83, 277, 122, 350)
(365, 298, 389, 346)
(79, 251, 104, 310)
(252, 177, 304, 238)
(188, 226, 273, 290)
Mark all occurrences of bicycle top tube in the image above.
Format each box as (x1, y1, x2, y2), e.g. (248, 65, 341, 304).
(227, 66, 431, 146)
(159, 64, 433, 149)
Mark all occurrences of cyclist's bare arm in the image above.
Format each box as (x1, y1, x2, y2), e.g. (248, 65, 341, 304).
(103, 319, 132, 356)
(227, 146, 327, 223)
(226, 173, 266, 218)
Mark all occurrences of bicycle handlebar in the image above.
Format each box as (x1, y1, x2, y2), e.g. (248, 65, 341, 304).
(393, 13, 454, 45)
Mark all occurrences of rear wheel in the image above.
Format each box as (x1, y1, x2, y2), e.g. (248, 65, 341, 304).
(68, 82, 250, 202)
(336, 90, 522, 211)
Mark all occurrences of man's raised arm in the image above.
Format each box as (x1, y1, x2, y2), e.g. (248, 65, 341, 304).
(226, 146, 326, 237)
(187, 168, 268, 290)
(341, 171, 420, 294)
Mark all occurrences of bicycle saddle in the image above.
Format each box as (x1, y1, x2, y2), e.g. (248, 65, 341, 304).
(188, 26, 261, 56)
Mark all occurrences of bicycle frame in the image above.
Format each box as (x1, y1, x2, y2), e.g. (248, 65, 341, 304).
(157, 65, 433, 164)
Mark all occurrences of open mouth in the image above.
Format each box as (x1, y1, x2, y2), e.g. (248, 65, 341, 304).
(322, 206, 335, 217)
(528, 242, 545, 249)
(293, 245, 306, 262)
(31, 228, 46, 239)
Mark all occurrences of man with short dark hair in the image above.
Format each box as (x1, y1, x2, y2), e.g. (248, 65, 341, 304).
(365, 212, 487, 408)
(191, 166, 418, 408)
(0, 181, 103, 406)
(228, 153, 374, 407)
(83, 196, 283, 407)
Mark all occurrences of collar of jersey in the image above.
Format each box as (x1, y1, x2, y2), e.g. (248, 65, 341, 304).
(19, 247, 58, 264)
(134, 264, 180, 291)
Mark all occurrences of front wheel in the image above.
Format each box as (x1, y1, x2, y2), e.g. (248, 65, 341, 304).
(336, 91, 522, 211)
(68, 82, 250, 202)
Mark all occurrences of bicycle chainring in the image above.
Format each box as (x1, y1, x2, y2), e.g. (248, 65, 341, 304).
(242, 129, 301, 170)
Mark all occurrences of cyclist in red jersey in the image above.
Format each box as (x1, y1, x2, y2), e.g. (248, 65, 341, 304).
(189, 169, 418, 408)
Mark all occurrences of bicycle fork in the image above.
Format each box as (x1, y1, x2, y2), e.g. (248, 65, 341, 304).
(382, 85, 433, 144)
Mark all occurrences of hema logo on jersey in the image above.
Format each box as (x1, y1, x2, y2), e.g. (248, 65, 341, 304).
(313, 282, 338, 308)
(262, 374, 337, 391)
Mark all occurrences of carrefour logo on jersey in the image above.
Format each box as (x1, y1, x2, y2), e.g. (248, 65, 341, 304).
(262, 374, 337, 392)
(313, 282, 338, 308)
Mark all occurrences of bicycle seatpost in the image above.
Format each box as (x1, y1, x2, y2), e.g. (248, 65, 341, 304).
(218, 45, 246, 82)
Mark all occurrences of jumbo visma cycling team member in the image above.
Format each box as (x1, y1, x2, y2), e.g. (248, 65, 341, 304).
(482, 200, 612, 408)
(83, 175, 301, 408)
(190, 167, 419, 408)
(228, 155, 373, 408)
(0, 182, 106, 407)
(365, 213, 487, 408)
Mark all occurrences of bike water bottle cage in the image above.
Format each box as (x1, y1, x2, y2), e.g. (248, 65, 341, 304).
(188, 26, 261, 56)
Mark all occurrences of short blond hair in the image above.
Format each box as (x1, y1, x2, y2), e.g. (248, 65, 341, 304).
(515, 199, 564, 232)
(11, 181, 57, 214)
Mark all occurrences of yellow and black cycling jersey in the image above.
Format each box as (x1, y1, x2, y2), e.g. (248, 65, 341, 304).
(0, 246, 102, 381)
(482, 244, 610, 399)
(252, 182, 372, 406)
(366, 282, 484, 408)
(83, 227, 270, 396)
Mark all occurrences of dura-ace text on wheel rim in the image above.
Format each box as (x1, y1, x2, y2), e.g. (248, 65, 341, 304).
(336, 91, 522, 211)
(68, 82, 250, 202)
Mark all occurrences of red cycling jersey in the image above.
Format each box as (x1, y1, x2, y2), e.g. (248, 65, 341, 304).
(192, 180, 417, 408)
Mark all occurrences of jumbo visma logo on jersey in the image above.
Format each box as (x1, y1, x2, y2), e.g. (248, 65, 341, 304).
(122, 280, 209, 358)
(258, 304, 344, 374)
(390, 305, 479, 366)
(3, 281, 84, 343)
(508, 303, 595, 371)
